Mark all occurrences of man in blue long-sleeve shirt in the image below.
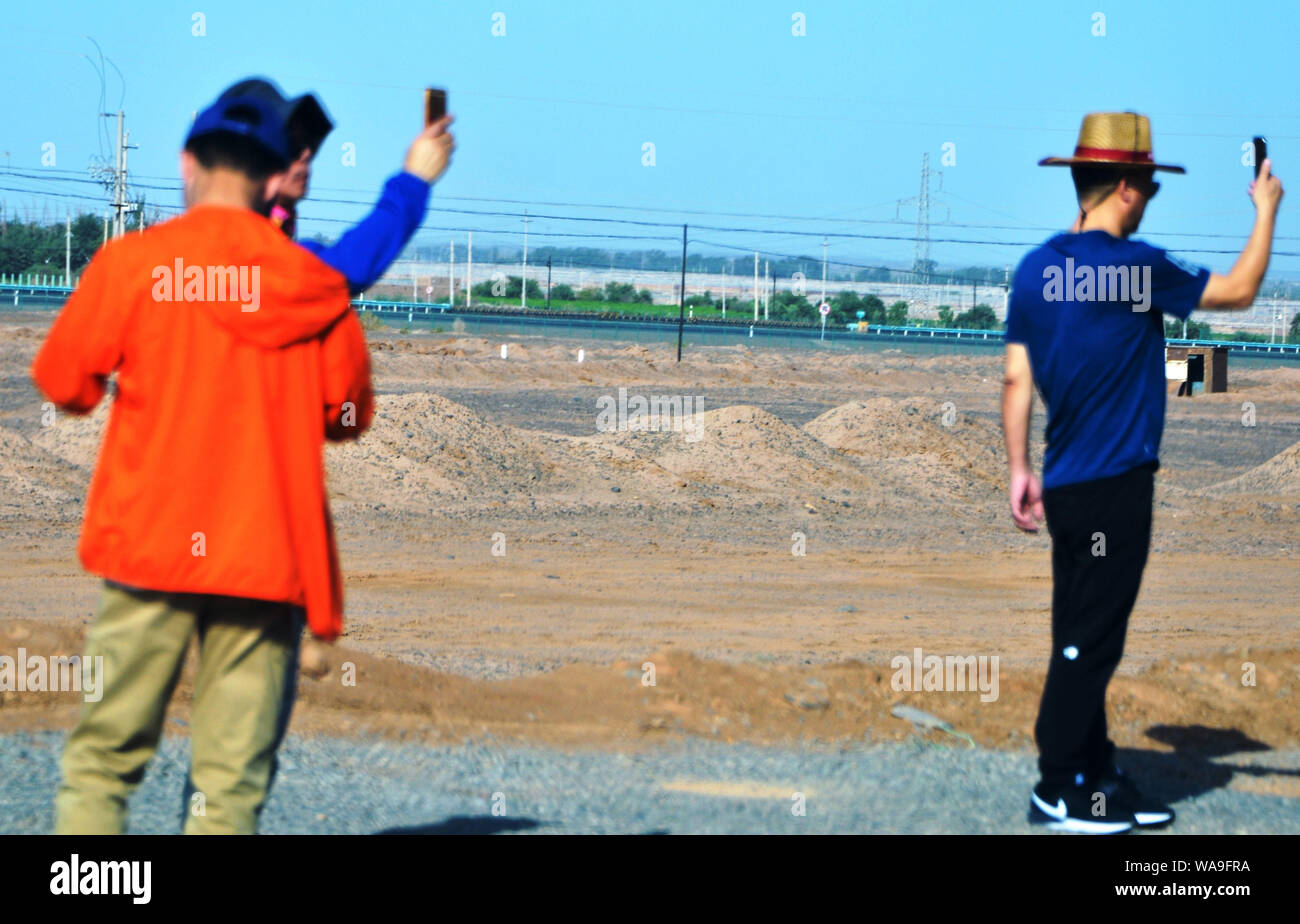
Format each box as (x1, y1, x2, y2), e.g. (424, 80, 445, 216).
(220, 78, 454, 291)
(296, 170, 436, 293)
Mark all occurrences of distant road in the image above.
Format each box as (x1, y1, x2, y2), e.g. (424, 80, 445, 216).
(4, 285, 1298, 365)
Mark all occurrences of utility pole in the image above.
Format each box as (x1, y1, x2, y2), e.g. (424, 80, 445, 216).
(113, 112, 124, 237)
(546, 257, 552, 310)
(1002, 266, 1011, 321)
(915, 152, 931, 286)
(676, 225, 687, 362)
(764, 259, 770, 321)
(521, 210, 530, 309)
(102, 111, 137, 238)
(466, 231, 473, 307)
(753, 251, 759, 322)
(449, 238, 455, 306)
(64, 213, 71, 286)
(821, 238, 828, 306)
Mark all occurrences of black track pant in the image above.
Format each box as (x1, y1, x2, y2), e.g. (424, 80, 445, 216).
(1035, 462, 1156, 788)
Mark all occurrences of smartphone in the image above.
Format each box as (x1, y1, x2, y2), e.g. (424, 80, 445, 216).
(425, 88, 447, 127)
(1253, 136, 1267, 179)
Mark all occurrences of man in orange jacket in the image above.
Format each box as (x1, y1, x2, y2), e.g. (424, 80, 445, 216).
(33, 82, 451, 834)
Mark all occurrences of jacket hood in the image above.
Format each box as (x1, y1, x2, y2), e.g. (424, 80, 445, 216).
(153, 204, 350, 349)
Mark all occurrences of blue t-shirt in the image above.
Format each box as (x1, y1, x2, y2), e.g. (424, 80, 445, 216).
(1004, 230, 1210, 490)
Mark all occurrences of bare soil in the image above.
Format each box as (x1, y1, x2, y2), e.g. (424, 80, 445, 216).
(1, 315, 1296, 757)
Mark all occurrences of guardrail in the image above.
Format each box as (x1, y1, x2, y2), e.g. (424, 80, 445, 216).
(7, 285, 1299, 358)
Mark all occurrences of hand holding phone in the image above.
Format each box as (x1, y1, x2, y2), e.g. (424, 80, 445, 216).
(425, 88, 447, 127)
(1253, 136, 1268, 179)
(407, 89, 455, 183)
(1249, 136, 1283, 216)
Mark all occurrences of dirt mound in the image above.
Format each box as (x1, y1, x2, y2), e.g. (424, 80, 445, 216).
(1209, 440, 1300, 496)
(597, 404, 874, 491)
(29, 403, 110, 470)
(0, 426, 88, 516)
(326, 392, 572, 510)
(805, 397, 1008, 499)
(1230, 365, 1300, 401)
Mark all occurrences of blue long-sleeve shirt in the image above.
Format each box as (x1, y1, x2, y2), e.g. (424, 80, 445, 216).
(299, 171, 430, 293)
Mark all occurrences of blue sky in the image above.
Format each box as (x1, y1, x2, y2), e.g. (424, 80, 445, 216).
(2, 0, 1297, 277)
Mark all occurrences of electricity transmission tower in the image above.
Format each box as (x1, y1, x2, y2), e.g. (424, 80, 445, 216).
(895, 153, 950, 314)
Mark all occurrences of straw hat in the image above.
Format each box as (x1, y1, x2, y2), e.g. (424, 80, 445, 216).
(1039, 111, 1185, 174)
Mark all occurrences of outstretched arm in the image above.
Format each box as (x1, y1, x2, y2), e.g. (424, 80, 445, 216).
(301, 117, 456, 294)
(1200, 159, 1283, 310)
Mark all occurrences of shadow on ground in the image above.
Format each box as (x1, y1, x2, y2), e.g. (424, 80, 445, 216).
(1119, 724, 1298, 805)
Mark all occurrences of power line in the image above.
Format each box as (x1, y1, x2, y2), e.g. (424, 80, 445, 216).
(4, 168, 1294, 244)
(3, 177, 1299, 259)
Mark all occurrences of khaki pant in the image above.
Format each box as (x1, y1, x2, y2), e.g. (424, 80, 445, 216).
(55, 582, 301, 834)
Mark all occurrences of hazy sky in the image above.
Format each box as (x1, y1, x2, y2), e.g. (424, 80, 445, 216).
(3, 0, 1297, 278)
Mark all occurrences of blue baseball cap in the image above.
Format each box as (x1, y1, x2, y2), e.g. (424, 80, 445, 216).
(186, 82, 294, 168)
(217, 77, 334, 157)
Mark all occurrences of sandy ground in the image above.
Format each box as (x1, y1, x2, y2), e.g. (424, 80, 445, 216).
(0, 313, 1297, 768)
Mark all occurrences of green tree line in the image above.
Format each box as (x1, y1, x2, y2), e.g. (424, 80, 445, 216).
(0, 214, 104, 279)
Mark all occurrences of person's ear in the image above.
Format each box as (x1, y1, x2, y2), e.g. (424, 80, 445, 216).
(263, 170, 286, 205)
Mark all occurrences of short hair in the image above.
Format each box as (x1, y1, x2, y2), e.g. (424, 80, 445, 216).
(1071, 164, 1154, 209)
(184, 129, 282, 183)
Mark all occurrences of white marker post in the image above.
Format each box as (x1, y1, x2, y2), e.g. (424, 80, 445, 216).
(819, 301, 830, 341)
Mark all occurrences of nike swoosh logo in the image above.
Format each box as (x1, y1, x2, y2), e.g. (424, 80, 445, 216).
(1032, 792, 1068, 820)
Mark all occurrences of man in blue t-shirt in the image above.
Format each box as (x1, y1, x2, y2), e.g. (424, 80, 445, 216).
(1002, 112, 1283, 834)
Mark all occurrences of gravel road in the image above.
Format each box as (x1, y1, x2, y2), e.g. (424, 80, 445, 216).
(4, 731, 1298, 834)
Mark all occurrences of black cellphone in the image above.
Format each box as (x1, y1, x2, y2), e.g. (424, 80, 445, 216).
(425, 88, 447, 127)
(1253, 136, 1267, 178)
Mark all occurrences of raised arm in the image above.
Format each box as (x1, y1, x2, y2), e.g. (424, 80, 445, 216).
(1199, 159, 1283, 310)
(301, 117, 456, 294)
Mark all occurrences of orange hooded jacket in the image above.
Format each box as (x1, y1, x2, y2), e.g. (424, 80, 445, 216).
(31, 204, 373, 640)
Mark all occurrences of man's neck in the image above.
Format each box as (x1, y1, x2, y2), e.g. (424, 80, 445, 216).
(1079, 203, 1126, 238)
(186, 170, 262, 211)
